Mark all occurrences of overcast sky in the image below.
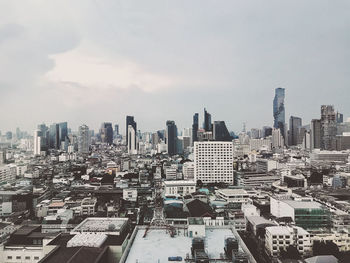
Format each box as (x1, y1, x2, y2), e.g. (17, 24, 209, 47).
(1, 0, 349, 134)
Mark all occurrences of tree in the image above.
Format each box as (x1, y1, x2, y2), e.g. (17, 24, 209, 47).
(280, 245, 301, 260)
(313, 241, 339, 257)
(196, 179, 203, 188)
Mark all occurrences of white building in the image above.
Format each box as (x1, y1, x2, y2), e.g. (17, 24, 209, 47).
(81, 197, 97, 216)
(250, 138, 272, 151)
(165, 165, 177, 180)
(265, 226, 312, 257)
(78, 124, 90, 154)
(215, 189, 252, 205)
(128, 125, 137, 155)
(194, 141, 234, 184)
(164, 180, 196, 196)
(33, 130, 41, 156)
(272, 128, 284, 149)
(123, 188, 138, 202)
(0, 165, 16, 185)
(183, 162, 194, 180)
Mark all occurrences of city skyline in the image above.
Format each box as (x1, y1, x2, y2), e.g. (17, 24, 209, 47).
(1, 1, 350, 132)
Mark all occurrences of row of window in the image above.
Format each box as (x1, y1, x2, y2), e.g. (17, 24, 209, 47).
(7, 256, 40, 260)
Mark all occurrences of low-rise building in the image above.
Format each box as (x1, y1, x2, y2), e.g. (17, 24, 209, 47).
(164, 180, 196, 196)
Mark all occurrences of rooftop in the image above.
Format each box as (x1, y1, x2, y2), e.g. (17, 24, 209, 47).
(72, 217, 128, 234)
(125, 228, 236, 263)
(284, 200, 322, 209)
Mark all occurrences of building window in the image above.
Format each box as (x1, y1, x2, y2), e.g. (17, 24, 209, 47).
(25, 256, 30, 260)
(16, 256, 21, 260)
(34, 257, 40, 260)
(7, 256, 12, 260)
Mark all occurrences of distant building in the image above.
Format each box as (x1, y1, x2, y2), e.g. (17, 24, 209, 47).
(126, 116, 137, 146)
(192, 113, 199, 145)
(114, 124, 119, 137)
(273, 88, 286, 143)
(127, 125, 137, 155)
(166, 120, 177, 156)
(213, 121, 231, 141)
(289, 116, 302, 146)
(203, 108, 212, 132)
(311, 119, 322, 149)
(78, 124, 90, 154)
(321, 105, 337, 150)
(194, 141, 234, 184)
(33, 129, 42, 156)
(100, 122, 113, 145)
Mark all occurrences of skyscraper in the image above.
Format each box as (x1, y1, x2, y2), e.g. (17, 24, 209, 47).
(58, 122, 68, 144)
(114, 124, 119, 137)
(289, 116, 302, 146)
(33, 129, 42, 156)
(128, 124, 137, 154)
(273, 88, 286, 142)
(321, 105, 337, 150)
(311, 119, 321, 149)
(49, 124, 60, 149)
(192, 113, 199, 145)
(336, 112, 344, 124)
(166, 120, 177, 156)
(203, 108, 212, 132)
(78, 124, 90, 154)
(126, 116, 137, 146)
(100, 122, 113, 145)
(213, 121, 232, 141)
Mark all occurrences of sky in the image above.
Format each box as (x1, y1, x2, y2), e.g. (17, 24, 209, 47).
(0, 0, 350, 135)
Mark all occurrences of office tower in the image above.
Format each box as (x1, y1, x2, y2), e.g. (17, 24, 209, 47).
(336, 112, 344, 124)
(272, 128, 284, 149)
(49, 124, 60, 149)
(192, 113, 199, 145)
(213, 121, 232, 141)
(37, 124, 49, 151)
(100, 122, 113, 145)
(321, 105, 337, 150)
(127, 125, 137, 154)
(58, 122, 68, 144)
(262, 126, 273, 137)
(311, 119, 322, 150)
(114, 124, 119, 137)
(203, 108, 212, 132)
(78, 124, 90, 154)
(33, 129, 42, 155)
(0, 151, 5, 165)
(273, 88, 286, 142)
(194, 141, 234, 184)
(166, 120, 177, 156)
(5, 132, 12, 140)
(250, 128, 261, 139)
(126, 116, 137, 146)
(289, 116, 302, 146)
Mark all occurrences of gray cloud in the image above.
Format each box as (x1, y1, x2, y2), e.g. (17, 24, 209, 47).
(0, 0, 350, 134)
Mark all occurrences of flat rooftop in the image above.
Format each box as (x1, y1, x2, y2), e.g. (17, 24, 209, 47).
(72, 217, 128, 233)
(284, 200, 322, 209)
(125, 228, 235, 263)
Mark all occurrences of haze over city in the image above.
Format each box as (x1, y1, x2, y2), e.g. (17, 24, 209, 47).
(1, 0, 350, 133)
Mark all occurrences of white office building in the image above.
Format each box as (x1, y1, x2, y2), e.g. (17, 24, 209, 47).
(194, 141, 234, 184)
(183, 162, 194, 180)
(265, 226, 312, 257)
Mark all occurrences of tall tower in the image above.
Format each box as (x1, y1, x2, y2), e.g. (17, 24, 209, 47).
(78, 124, 90, 154)
(203, 108, 212, 132)
(33, 130, 42, 156)
(321, 105, 337, 150)
(273, 88, 286, 141)
(192, 113, 199, 145)
(126, 116, 137, 146)
(100, 122, 113, 145)
(166, 120, 177, 156)
(127, 124, 137, 154)
(289, 116, 302, 146)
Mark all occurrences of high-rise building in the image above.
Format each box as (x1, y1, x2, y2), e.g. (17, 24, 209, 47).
(49, 124, 60, 149)
(262, 126, 273, 138)
(192, 113, 199, 145)
(37, 124, 49, 151)
(194, 141, 234, 184)
(58, 122, 68, 145)
(321, 105, 337, 150)
(336, 112, 344, 124)
(114, 124, 119, 137)
(311, 119, 322, 150)
(33, 129, 42, 156)
(126, 116, 137, 146)
(273, 88, 286, 142)
(100, 122, 113, 145)
(5, 131, 12, 140)
(213, 121, 232, 141)
(166, 120, 177, 156)
(289, 116, 302, 146)
(127, 125, 137, 154)
(272, 128, 284, 150)
(78, 124, 90, 154)
(203, 108, 212, 132)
